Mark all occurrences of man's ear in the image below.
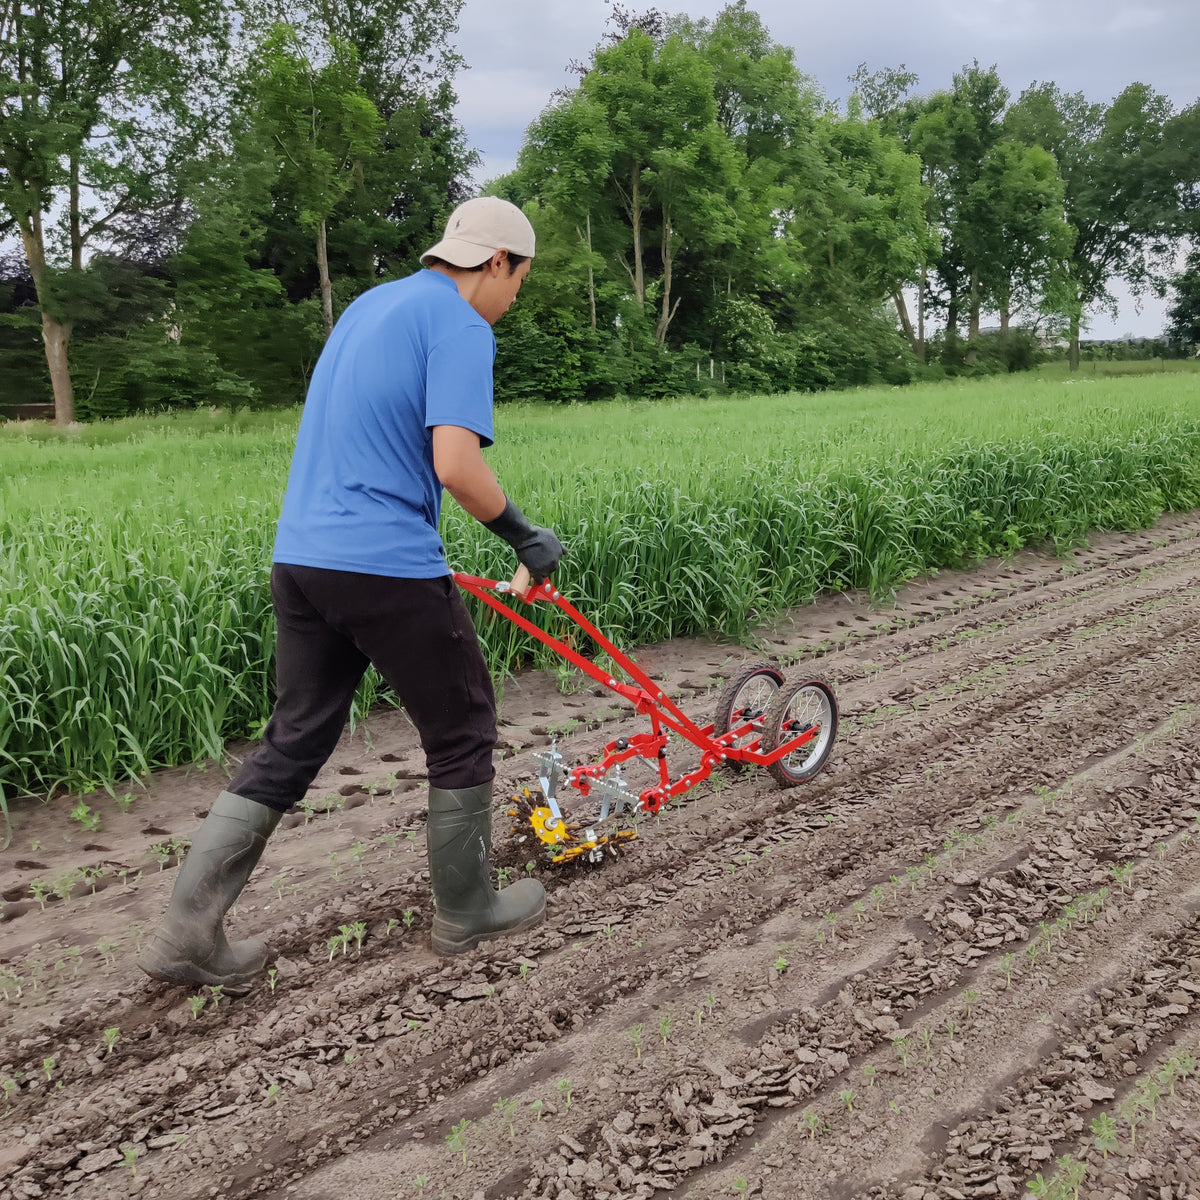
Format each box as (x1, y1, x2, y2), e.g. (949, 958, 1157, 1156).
(490, 249, 509, 274)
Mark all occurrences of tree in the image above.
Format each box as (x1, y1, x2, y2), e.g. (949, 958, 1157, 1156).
(1007, 82, 1200, 369)
(1165, 248, 1200, 352)
(250, 27, 382, 338)
(0, 0, 230, 423)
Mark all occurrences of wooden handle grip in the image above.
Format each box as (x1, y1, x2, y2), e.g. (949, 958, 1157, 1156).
(510, 563, 532, 593)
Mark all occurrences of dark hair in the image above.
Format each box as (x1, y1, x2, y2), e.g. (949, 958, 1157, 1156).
(426, 252, 529, 275)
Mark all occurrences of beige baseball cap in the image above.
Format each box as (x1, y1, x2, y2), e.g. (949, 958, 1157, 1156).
(420, 197, 536, 268)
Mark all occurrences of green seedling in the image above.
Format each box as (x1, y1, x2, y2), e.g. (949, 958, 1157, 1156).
(1110, 862, 1133, 892)
(267, 967, 278, 994)
(892, 1035, 910, 1070)
(447, 1117, 471, 1164)
(123, 1145, 140, 1176)
(556, 1078, 574, 1110)
(29, 880, 50, 911)
(1090, 1112, 1118, 1157)
(920, 1026, 934, 1062)
(493, 1095, 519, 1138)
(385, 918, 399, 937)
(102, 1027, 120, 1056)
(945, 1018, 957, 1041)
(963, 989, 979, 1020)
(839, 1087, 856, 1113)
(413, 1175, 428, 1197)
(70, 801, 101, 831)
(188, 994, 207, 1020)
(999, 952, 1017, 988)
(733, 1177, 749, 1196)
(346, 921, 367, 953)
(630, 1023, 645, 1060)
(207, 984, 224, 1010)
(113, 792, 136, 813)
(1118, 1095, 1143, 1148)
(403, 908, 416, 929)
(519, 963, 532, 981)
(96, 938, 117, 967)
(265, 1083, 281, 1106)
(659, 1014, 672, 1048)
(327, 932, 347, 961)
(530, 1098, 544, 1122)
(802, 1108, 821, 1140)
(774, 954, 788, 975)
(862, 1064, 877, 1088)
(2, 1077, 18, 1108)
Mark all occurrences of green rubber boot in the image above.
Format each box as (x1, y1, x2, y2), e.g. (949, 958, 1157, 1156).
(427, 783, 546, 955)
(137, 791, 282, 995)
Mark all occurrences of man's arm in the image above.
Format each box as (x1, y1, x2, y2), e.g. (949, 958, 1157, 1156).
(431, 424, 506, 522)
(432, 423, 564, 581)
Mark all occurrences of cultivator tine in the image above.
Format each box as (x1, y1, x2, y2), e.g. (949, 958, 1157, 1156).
(595, 767, 636, 822)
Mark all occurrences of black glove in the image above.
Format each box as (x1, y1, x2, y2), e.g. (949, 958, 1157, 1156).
(484, 498, 564, 582)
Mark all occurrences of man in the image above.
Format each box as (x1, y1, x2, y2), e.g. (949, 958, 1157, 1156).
(139, 196, 562, 994)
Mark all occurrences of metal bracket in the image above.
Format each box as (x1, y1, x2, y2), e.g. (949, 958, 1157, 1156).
(532, 741, 566, 822)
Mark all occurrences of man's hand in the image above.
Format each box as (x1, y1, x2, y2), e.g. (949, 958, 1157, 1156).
(484, 499, 564, 582)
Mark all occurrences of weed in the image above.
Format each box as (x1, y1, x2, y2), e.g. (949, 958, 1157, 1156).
(774, 954, 788, 975)
(556, 1078, 574, 1110)
(123, 1145, 141, 1176)
(265, 1083, 281, 1106)
(412, 1175, 428, 1196)
(102, 1027, 120, 1056)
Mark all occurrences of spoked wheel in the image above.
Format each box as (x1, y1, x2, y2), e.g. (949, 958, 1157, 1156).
(713, 663, 785, 770)
(761, 676, 838, 787)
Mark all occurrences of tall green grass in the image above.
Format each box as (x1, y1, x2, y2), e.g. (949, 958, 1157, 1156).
(4, 375, 1200, 795)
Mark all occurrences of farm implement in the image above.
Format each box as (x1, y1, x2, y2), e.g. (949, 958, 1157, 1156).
(454, 567, 839, 865)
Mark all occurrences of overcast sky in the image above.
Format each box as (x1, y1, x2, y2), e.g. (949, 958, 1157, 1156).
(451, 0, 1200, 338)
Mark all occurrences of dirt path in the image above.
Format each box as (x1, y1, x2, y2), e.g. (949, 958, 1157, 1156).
(4, 514, 1200, 1200)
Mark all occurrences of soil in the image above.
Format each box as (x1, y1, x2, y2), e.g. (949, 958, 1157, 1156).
(4, 513, 1200, 1200)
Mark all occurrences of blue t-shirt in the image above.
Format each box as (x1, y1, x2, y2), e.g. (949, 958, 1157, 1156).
(273, 270, 495, 578)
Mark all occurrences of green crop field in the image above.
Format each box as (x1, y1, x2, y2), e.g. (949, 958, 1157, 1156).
(4, 368, 1200, 799)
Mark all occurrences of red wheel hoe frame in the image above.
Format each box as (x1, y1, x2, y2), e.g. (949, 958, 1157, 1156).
(454, 566, 832, 862)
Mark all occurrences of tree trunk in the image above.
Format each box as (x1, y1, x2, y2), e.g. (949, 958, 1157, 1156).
(581, 212, 596, 330)
(69, 152, 83, 271)
(893, 290, 918, 354)
(1069, 311, 1080, 372)
(917, 260, 926, 362)
(630, 168, 644, 306)
(317, 217, 334, 339)
(19, 215, 76, 425)
(41, 311, 76, 424)
(654, 220, 680, 345)
(965, 268, 981, 364)
(946, 277, 959, 345)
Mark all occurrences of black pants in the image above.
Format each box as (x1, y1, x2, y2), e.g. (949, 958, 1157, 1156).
(230, 564, 497, 812)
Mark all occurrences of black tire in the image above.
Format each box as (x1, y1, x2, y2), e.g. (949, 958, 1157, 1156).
(713, 664, 785, 770)
(762, 677, 838, 787)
